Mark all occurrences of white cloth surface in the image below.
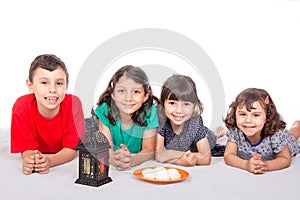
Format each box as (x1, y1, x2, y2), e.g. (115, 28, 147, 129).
(1, 128, 300, 200)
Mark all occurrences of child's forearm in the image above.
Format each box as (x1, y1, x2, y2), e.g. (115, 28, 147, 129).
(265, 157, 291, 171)
(224, 153, 249, 171)
(47, 148, 77, 167)
(155, 148, 185, 163)
(264, 145, 292, 171)
(168, 157, 186, 165)
(130, 150, 155, 167)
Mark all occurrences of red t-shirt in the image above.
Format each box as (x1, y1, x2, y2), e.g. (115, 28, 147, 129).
(10, 93, 85, 153)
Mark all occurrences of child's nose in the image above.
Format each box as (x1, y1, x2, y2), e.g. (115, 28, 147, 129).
(126, 92, 133, 100)
(49, 84, 56, 93)
(175, 103, 183, 113)
(245, 115, 252, 122)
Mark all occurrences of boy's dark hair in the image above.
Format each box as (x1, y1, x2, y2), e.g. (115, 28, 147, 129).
(29, 54, 69, 83)
(96, 65, 158, 126)
(159, 74, 203, 119)
(224, 88, 286, 137)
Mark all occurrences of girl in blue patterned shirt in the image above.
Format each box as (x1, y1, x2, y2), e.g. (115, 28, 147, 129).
(224, 88, 300, 174)
(155, 75, 218, 166)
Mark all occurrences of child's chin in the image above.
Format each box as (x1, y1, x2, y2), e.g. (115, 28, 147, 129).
(170, 120, 185, 126)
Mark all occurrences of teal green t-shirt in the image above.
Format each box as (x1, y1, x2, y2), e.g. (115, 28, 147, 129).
(94, 102, 159, 153)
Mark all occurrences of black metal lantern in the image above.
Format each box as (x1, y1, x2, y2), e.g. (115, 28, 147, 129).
(75, 125, 112, 187)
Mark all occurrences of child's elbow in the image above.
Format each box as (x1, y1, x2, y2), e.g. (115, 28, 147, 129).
(197, 155, 211, 166)
(223, 152, 233, 166)
(203, 157, 212, 165)
(283, 156, 292, 168)
(154, 151, 168, 163)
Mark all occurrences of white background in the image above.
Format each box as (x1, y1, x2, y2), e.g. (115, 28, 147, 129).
(1, 0, 299, 130)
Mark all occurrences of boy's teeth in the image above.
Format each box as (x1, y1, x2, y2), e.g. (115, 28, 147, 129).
(45, 97, 58, 100)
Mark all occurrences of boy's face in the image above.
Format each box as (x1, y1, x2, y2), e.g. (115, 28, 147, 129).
(27, 67, 68, 118)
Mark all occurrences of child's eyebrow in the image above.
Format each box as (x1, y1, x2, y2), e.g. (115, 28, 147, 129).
(37, 76, 49, 80)
(252, 111, 263, 114)
(36, 77, 66, 82)
(115, 85, 125, 89)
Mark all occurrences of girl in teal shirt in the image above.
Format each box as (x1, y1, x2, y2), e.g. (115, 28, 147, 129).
(94, 65, 159, 171)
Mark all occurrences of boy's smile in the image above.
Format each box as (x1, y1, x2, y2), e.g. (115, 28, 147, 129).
(27, 67, 67, 119)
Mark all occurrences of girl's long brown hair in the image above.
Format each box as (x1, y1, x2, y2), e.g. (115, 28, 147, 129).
(95, 65, 158, 126)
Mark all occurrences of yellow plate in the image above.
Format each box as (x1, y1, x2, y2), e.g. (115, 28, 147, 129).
(133, 167, 189, 184)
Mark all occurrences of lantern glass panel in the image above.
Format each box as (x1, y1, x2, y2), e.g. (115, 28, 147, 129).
(83, 157, 90, 175)
(97, 153, 105, 178)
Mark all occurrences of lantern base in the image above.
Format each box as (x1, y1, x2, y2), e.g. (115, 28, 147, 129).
(75, 177, 112, 187)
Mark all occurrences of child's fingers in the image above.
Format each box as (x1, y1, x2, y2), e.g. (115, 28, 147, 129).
(23, 155, 35, 164)
(34, 153, 40, 164)
(34, 155, 50, 174)
(23, 166, 33, 175)
(34, 163, 49, 174)
(33, 149, 42, 155)
(120, 144, 128, 151)
(115, 163, 131, 171)
(253, 163, 266, 174)
(23, 159, 35, 175)
(184, 150, 192, 156)
(252, 153, 262, 159)
(33, 150, 42, 164)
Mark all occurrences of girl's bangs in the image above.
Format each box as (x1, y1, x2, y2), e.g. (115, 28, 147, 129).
(167, 87, 198, 103)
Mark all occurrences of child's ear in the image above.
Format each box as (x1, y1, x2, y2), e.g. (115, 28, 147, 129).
(192, 104, 201, 117)
(26, 79, 34, 93)
(111, 92, 115, 101)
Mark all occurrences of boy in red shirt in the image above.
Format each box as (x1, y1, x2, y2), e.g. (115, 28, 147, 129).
(11, 54, 85, 175)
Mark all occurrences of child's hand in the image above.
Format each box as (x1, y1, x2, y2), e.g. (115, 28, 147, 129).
(179, 150, 197, 166)
(120, 144, 128, 151)
(33, 150, 50, 174)
(248, 154, 267, 174)
(114, 144, 131, 171)
(22, 151, 36, 175)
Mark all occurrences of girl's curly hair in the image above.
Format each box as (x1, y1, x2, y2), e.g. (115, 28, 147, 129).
(224, 88, 286, 137)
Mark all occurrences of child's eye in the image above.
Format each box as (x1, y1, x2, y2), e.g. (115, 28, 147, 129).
(134, 90, 141, 94)
(254, 114, 260, 117)
(183, 102, 192, 106)
(117, 89, 125, 93)
(168, 101, 176, 106)
(41, 81, 47, 85)
(57, 82, 64, 86)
